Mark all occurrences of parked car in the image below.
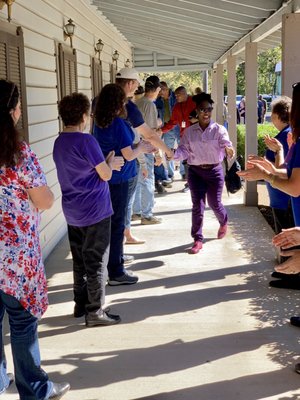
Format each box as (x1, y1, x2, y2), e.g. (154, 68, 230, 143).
(224, 95, 243, 107)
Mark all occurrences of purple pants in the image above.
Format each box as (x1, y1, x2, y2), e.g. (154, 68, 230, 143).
(188, 164, 228, 241)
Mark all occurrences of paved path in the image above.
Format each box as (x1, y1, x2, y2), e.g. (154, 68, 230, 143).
(5, 175, 300, 400)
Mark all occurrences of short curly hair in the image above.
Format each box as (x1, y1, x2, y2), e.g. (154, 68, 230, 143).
(192, 92, 214, 106)
(94, 84, 126, 128)
(271, 96, 291, 124)
(58, 92, 90, 126)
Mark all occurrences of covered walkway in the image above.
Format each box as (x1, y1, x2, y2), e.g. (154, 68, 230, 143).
(5, 176, 300, 400)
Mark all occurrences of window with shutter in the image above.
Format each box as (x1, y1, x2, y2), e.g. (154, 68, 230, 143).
(110, 63, 117, 83)
(0, 26, 28, 141)
(91, 57, 103, 99)
(57, 43, 78, 99)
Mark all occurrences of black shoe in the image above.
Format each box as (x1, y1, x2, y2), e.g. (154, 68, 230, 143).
(290, 316, 300, 327)
(295, 363, 300, 374)
(48, 382, 70, 399)
(73, 304, 86, 318)
(85, 310, 121, 327)
(269, 279, 300, 289)
(271, 271, 300, 280)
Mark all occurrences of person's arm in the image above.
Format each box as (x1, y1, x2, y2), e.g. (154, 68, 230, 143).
(27, 186, 54, 210)
(136, 123, 172, 157)
(121, 140, 154, 161)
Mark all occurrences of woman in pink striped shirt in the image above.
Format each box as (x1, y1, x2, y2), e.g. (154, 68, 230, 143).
(174, 92, 234, 254)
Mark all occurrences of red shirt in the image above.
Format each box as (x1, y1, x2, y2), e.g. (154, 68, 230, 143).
(162, 96, 196, 137)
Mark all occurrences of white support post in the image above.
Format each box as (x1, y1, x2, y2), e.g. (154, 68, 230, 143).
(211, 68, 217, 121)
(202, 70, 208, 93)
(244, 42, 258, 206)
(216, 64, 224, 125)
(227, 55, 237, 152)
(282, 13, 300, 97)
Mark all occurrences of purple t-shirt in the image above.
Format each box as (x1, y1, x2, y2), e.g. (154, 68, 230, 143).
(53, 132, 113, 227)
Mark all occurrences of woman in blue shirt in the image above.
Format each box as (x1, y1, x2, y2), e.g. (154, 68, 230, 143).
(93, 84, 152, 286)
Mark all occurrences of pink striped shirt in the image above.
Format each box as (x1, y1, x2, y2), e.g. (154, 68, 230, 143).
(174, 121, 232, 165)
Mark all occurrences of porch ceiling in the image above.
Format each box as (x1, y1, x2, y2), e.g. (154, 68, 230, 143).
(90, 0, 295, 71)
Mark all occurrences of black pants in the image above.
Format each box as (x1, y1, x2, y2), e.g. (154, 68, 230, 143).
(67, 217, 111, 313)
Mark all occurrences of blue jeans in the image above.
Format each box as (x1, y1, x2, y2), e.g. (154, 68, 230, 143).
(125, 163, 139, 229)
(0, 290, 52, 400)
(133, 154, 154, 218)
(108, 181, 129, 279)
(163, 129, 180, 177)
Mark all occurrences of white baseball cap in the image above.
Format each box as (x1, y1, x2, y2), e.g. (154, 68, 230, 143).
(116, 68, 144, 85)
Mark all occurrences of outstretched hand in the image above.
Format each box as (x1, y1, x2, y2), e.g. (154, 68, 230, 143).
(275, 249, 300, 274)
(272, 227, 300, 249)
(264, 135, 282, 153)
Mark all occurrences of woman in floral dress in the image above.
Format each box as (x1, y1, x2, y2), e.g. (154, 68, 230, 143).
(0, 79, 69, 399)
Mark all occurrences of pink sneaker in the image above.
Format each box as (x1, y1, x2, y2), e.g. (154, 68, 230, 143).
(189, 240, 203, 254)
(218, 224, 227, 239)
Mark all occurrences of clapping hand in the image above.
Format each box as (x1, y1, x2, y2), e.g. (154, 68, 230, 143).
(106, 151, 124, 171)
(264, 135, 282, 153)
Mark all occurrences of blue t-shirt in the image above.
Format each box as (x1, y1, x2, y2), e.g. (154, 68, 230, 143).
(53, 132, 113, 227)
(126, 100, 144, 128)
(93, 117, 136, 184)
(265, 126, 291, 209)
(287, 139, 300, 225)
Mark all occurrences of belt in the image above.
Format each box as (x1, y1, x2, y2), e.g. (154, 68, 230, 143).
(198, 163, 219, 169)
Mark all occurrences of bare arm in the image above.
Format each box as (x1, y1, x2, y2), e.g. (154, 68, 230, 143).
(136, 123, 172, 157)
(95, 151, 124, 181)
(27, 186, 54, 210)
(121, 141, 154, 161)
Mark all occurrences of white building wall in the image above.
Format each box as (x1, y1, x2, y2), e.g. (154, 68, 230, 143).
(0, 0, 132, 258)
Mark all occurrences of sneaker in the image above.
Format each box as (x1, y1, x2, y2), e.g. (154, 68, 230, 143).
(162, 180, 172, 188)
(141, 216, 162, 225)
(86, 310, 121, 327)
(108, 270, 139, 286)
(48, 382, 70, 399)
(290, 316, 300, 327)
(218, 224, 227, 239)
(189, 240, 203, 254)
(73, 303, 86, 318)
(123, 254, 134, 265)
(182, 185, 190, 193)
(131, 213, 141, 221)
(155, 182, 167, 194)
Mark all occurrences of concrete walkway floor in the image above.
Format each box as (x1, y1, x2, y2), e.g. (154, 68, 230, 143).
(5, 175, 300, 400)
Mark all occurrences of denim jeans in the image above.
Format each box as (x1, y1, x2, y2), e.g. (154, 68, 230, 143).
(67, 217, 111, 313)
(125, 163, 139, 229)
(108, 181, 129, 279)
(163, 129, 180, 178)
(188, 164, 227, 241)
(0, 290, 52, 400)
(133, 153, 155, 218)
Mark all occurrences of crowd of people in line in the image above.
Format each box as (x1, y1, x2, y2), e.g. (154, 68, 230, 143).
(1, 67, 300, 398)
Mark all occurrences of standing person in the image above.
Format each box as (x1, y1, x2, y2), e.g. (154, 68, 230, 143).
(173, 92, 234, 254)
(115, 67, 173, 232)
(258, 95, 267, 123)
(162, 86, 196, 191)
(238, 97, 246, 124)
(53, 92, 123, 327)
(155, 81, 180, 181)
(93, 84, 153, 285)
(0, 80, 70, 399)
(134, 75, 163, 224)
(257, 95, 265, 124)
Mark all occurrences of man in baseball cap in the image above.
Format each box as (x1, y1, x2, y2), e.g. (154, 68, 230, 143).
(116, 67, 144, 85)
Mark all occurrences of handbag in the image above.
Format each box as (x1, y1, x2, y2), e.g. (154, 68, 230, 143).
(224, 156, 243, 194)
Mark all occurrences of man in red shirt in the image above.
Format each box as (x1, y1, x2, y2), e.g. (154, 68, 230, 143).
(162, 86, 196, 137)
(162, 86, 196, 190)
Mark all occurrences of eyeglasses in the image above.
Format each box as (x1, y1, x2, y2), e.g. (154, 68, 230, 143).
(198, 107, 213, 113)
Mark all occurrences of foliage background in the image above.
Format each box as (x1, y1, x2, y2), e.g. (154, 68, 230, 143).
(141, 46, 281, 96)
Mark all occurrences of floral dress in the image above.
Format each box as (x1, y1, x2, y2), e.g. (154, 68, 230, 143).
(0, 142, 48, 319)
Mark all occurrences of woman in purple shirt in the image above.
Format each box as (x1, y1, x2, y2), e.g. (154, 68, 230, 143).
(174, 92, 234, 254)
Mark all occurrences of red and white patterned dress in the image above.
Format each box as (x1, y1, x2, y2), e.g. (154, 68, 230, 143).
(0, 142, 48, 319)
